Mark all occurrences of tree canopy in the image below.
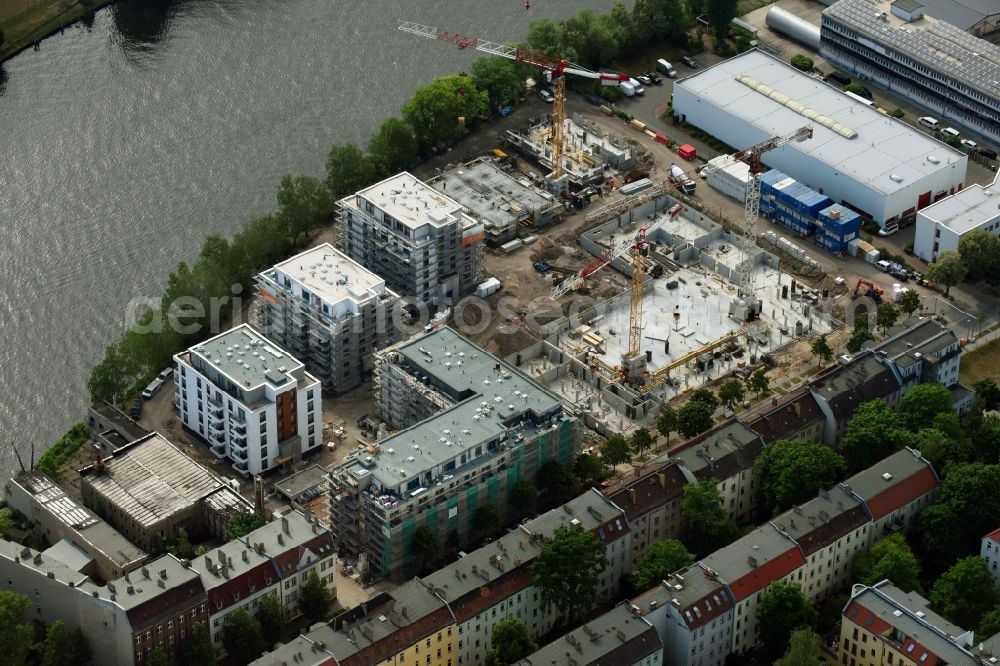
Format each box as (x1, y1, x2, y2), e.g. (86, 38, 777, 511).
(753, 440, 845, 513)
(898, 383, 953, 431)
(876, 302, 899, 333)
(926, 250, 967, 295)
(509, 480, 539, 520)
(930, 557, 1000, 630)
(682, 479, 741, 556)
(689, 388, 719, 411)
(974, 379, 1000, 411)
(719, 379, 745, 413)
(531, 524, 609, 624)
(412, 525, 440, 574)
(222, 608, 265, 664)
(471, 57, 525, 113)
(601, 433, 631, 467)
(677, 400, 715, 439)
(325, 143, 377, 201)
(485, 618, 538, 666)
(402, 74, 488, 154)
(630, 427, 655, 457)
(0, 592, 34, 666)
(775, 628, 823, 666)
(811, 334, 834, 366)
(850, 533, 922, 593)
(918, 463, 1000, 568)
(899, 290, 921, 316)
(748, 369, 770, 397)
(758, 582, 818, 658)
(226, 511, 266, 541)
(367, 117, 418, 177)
(631, 539, 695, 591)
(538, 461, 579, 504)
(256, 593, 288, 645)
(840, 400, 915, 472)
(573, 453, 610, 489)
(957, 229, 1000, 284)
(276, 175, 332, 243)
(656, 406, 678, 442)
(182, 622, 217, 666)
(300, 569, 333, 623)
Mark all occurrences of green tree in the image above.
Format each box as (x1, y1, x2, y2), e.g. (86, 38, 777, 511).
(851, 533, 922, 593)
(811, 334, 834, 366)
(758, 582, 818, 657)
(930, 557, 1000, 630)
(630, 427, 655, 457)
(325, 143, 377, 201)
(974, 379, 1000, 411)
(747, 368, 770, 397)
(656, 406, 678, 443)
(573, 453, 609, 489)
(471, 57, 525, 112)
(840, 400, 915, 472)
(719, 379, 745, 413)
(367, 116, 418, 177)
(474, 503, 500, 539)
(705, 0, 738, 41)
(876, 302, 899, 333)
(526, 18, 564, 57)
(538, 461, 579, 504)
(843, 83, 871, 98)
(509, 481, 539, 520)
(148, 648, 170, 666)
(898, 383, 952, 431)
(753, 440, 845, 513)
(899, 289, 922, 317)
(915, 427, 969, 472)
(181, 621, 217, 666)
(531, 524, 609, 624)
(222, 608, 265, 664)
(677, 400, 714, 439)
(0, 591, 33, 666)
(682, 479, 741, 556)
(601, 433, 631, 467)
(775, 628, 823, 666)
(484, 618, 538, 666)
(979, 607, 1000, 638)
(169, 527, 194, 559)
(790, 55, 814, 72)
(917, 463, 1000, 568)
(973, 415, 1000, 463)
(412, 526, 440, 574)
(41, 619, 90, 666)
(958, 229, 1000, 283)
(226, 511, 265, 541)
(926, 250, 967, 295)
(559, 10, 626, 69)
(300, 569, 333, 623)
(631, 539, 695, 590)
(402, 74, 489, 154)
(632, 0, 693, 47)
(256, 593, 288, 645)
(689, 388, 719, 411)
(277, 175, 333, 243)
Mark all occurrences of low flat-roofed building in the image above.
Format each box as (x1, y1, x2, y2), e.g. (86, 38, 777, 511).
(517, 604, 663, 666)
(914, 175, 1000, 262)
(80, 432, 253, 550)
(4, 470, 147, 581)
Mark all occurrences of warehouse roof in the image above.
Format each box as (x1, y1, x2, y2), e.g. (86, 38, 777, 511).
(917, 0, 1000, 30)
(918, 177, 1000, 233)
(825, 0, 1000, 99)
(675, 49, 965, 196)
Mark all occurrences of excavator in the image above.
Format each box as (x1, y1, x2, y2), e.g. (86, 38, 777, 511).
(853, 278, 884, 304)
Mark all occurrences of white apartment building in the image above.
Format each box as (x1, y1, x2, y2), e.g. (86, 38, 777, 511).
(914, 174, 1000, 262)
(174, 324, 321, 477)
(982, 528, 1000, 585)
(868, 317, 963, 392)
(255, 243, 401, 394)
(336, 172, 485, 307)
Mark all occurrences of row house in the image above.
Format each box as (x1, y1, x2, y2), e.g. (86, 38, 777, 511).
(605, 461, 688, 569)
(518, 604, 664, 666)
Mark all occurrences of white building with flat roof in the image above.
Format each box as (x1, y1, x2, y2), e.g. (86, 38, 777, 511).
(174, 324, 321, 477)
(337, 172, 485, 307)
(914, 172, 1000, 261)
(256, 243, 400, 394)
(672, 49, 968, 226)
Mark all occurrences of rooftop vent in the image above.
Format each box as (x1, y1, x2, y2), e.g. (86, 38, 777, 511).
(882, 472, 893, 481)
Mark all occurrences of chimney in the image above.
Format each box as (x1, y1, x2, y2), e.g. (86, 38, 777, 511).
(281, 516, 290, 535)
(278, 533, 285, 546)
(218, 548, 226, 563)
(628, 488, 637, 504)
(159, 569, 167, 579)
(658, 472, 667, 488)
(205, 556, 213, 569)
(242, 550, 249, 563)
(793, 401, 801, 417)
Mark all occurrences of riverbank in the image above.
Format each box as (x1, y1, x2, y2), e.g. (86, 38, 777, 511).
(0, 0, 112, 62)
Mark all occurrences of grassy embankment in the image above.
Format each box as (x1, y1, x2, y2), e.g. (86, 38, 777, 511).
(0, 0, 106, 61)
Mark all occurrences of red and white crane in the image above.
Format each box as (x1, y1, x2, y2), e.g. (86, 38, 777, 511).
(397, 20, 629, 179)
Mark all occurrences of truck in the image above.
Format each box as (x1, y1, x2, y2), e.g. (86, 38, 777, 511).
(669, 164, 697, 195)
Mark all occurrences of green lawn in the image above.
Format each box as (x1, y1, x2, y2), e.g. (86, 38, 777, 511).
(0, 0, 100, 60)
(959, 337, 1000, 387)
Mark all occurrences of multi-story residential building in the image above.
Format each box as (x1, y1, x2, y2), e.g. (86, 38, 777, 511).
(80, 432, 252, 551)
(914, 174, 1000, 262)
(810, 351, 902, 444)
(839, 447, 940, 538)
(605, 461, 688, 569)
(4, 470, 147, 581)
(742, 388, 826, 445)
(329, 327, 580, 580)
(517, 604, 664, 666)
(423, 489, 631, 666)
(668, 421, 765, 524)
(839, 580, 1000, 666)
(981, 527, 1000, 585)
(867, 317, 963, 392)
(336, 172, 485, 307)
(255, 243, 401, 394)
(637, 564, 735, 666)
(821, 0, 1000, 144)
(0, 542, 209, 666)
(174, 324, 322, 477)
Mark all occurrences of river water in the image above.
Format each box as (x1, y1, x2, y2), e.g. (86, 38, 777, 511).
(0, 0, 623, 475)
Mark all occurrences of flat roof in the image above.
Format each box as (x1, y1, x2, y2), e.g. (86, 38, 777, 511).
(274, 464, 329, 501)
(356, 172, 466, 230)
(187, 324, 304, 392)
(82, 433, 226, 528)
(825, 0, 1000, 100)
(268, 243, 390, 308)
(365, 328, 563, 488)
(917, 0, 999, 30)
(42, 538, 94, 572)
(918, 178, 1000, 233)
(675, 49, 965, 196)
(520, 604, 661, 665)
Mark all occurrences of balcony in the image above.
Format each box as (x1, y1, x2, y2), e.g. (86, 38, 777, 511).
(208, 406, 224, 420)
(231, 437, 248, 454)
(208, 395, 223, 408)
(209, 420, 224, 433)
(233, 449, 248, 461)
(233, 460, 248, 473)
(210, 430, 225, 444)
(210, 444, 226, 457)
(230, 422, 247, 436)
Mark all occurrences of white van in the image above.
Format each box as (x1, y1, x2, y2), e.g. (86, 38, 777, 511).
(141, 378, 164, 400)
(941, 127, 960, 138)
(918, 116, 939, 129)
(656, 59, 677, 78)
(618, 80, 636, 97)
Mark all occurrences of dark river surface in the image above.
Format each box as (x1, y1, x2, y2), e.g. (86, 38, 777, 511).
(0, 0, 624, 475)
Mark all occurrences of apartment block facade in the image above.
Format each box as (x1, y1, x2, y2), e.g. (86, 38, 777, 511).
(175, 324, 322, 476)
(255, 243, 401, 394)
(981, 527, 1000, 586)
(329, 328, 580, 580)
(337, 172, 485, 307)
(605, 461, 688, 570)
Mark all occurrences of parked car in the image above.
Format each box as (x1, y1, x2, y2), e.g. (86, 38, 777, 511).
(978, 148, 998, 160)
(157, 367, 173, 381)
(681, 56, 698, 68)
(539, 89, 554, 103)
(141, 378, 164, 400)
(890, 269, 909, 282)
(941, 127, 960, 139)
(635, 73, 653, 86)
(960, 138, 978, 150)
(918, 116, 939, 129)
(878, 221, 899, 237)
(130, 399, 142, 420)
(646, 71, 662, 85)
(656, 59, 677, 78)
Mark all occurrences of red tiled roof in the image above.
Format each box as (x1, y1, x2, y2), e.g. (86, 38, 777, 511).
(206, 561, 275, 613)
(680, 588, 733, 630)
(445, 568, 533, 621)
(984, 526, 1000, 543)
(844, 600, 891, 635)
(271, 533, 336, 580)
(865, 467, 938, 520)
(727, 547, 806, 602)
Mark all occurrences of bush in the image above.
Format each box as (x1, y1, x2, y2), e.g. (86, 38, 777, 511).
(36, 424, 89, 478)
(861, 220, 880, 236)
(790, 55, 813, 72)
(904, 243, 914, 255)
(889, 108, 905, 118)
(843, 82, 872, 99)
